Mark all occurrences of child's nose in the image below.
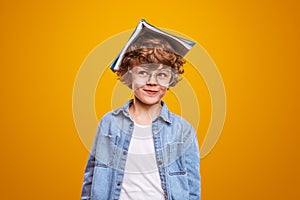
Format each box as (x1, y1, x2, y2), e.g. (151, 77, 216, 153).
(146, 73, 158, 85)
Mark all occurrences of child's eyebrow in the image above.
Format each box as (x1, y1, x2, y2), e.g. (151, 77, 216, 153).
(160, 68, 172, 72)
(138, 65, 150, 69)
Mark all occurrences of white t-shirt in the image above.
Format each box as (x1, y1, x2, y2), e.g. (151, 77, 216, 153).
(119, 123, 165, 200)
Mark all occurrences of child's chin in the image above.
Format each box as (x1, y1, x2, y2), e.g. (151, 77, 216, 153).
(139, 97, 161, 105)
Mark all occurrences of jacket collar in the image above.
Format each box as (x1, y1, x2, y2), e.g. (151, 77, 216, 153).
(112, 99, 172, 124)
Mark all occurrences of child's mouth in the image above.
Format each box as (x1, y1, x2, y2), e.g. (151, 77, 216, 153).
(143, 89, 158, 95)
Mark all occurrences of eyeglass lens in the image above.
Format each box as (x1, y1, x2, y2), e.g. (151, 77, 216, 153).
(132, 66, 174, 86)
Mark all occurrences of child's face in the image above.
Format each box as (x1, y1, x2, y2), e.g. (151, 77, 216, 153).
(130, 64, 172, 105)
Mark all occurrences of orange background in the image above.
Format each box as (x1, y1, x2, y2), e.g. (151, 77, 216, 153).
(1, 0, 299, 199)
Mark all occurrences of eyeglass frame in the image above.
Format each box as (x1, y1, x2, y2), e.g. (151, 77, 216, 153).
(128, 65, 177, 87)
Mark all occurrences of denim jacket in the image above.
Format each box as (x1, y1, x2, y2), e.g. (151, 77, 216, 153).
(81, 100, 201, 200)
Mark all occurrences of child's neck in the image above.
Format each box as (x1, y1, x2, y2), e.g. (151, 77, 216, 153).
(129, 98, 162, 125)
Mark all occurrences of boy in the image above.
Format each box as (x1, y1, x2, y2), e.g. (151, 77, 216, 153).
(81, 20, 200, 200)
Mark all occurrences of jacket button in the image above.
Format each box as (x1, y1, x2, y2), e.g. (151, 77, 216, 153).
(158, 160, 163, 165)
(123, 151, 127, 155)
(116, 181, 121, 186)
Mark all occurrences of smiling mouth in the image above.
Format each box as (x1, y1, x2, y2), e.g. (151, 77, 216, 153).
(143, 89, 158, 95)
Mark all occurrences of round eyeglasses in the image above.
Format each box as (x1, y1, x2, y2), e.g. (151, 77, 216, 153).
(129, 66, 175, 87)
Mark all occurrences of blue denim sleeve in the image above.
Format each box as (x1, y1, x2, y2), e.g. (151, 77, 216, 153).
(81, 126, 100, 200)
(81, 154, 95, 200)
(185, 127, 201, 200)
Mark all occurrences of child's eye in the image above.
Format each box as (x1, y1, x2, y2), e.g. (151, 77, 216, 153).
(157, 71, 171, 78)
(137, 71, 148, 76)
(157, 73, 167, 77)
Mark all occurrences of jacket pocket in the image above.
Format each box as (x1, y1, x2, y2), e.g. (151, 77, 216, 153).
(91, 164, 113, 199)
(95, 132, 118, 167)
(166, 142, 185, 167)
(167, 153, 189, 199)
(168, 156, 186, 176)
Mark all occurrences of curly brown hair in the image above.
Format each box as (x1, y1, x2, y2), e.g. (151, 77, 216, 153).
(116, 32, 186, 87)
